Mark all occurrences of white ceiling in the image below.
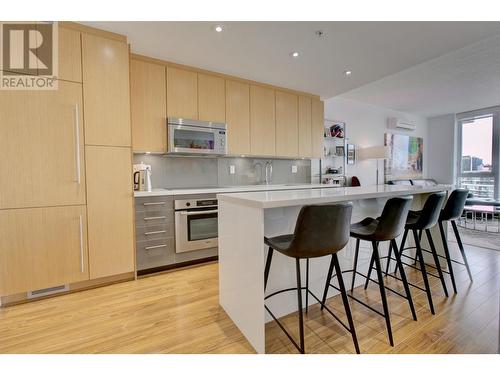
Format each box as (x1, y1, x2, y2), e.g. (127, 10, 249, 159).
(339, 32, 500, 117)
(84, 21, 500, 108)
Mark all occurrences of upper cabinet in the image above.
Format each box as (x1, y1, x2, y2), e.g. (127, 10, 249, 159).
(250, 85, 276, 157)
(130, 59, 167, 152)
(167, 67, 198, 119)
(298, 96, 312, 158)
(275, 91, 298, 158)
(129, 54, 322, 159)
(82, 33, 131, 147)
(0, 81, 86, 209)
(225, 80, 250, 155)
(311, 99, 325, 158)
(58, 26, 82, 83)
(198, 73, 225, 123)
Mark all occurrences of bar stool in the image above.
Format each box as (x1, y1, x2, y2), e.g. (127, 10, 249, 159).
(437, 189, 472, 293)
(382, 192, 447, 315)
(323, 196, 415, 347)
(264, 202, 359, 354)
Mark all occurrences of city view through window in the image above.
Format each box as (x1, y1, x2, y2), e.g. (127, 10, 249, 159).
(458, 116, 495, 199)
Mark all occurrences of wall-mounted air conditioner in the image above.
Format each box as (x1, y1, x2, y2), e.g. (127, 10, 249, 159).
(387, 117, 416, 131)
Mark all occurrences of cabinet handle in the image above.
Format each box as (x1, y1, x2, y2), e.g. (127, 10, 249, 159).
(143, 216, 166, 221)
(145, 244, 167, 251)
(78, 215, 84, 273)
(74, 103, 81, 185)
(143, 202, 166, 206)
(145, 230, 166, 236)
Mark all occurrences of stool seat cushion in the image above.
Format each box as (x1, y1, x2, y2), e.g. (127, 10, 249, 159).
(405, 210, 421, 228)
(264, 234, 294, 253)
(350, 217, 379, 240)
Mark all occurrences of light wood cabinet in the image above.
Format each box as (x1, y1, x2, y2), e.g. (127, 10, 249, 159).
(312, 98, 325, 158)
(85, 146, 135, 279)
(275, 91, 298, 157)
(225, 80, 250, 155)
(298, 96, 312, 157)
(250, 85, 276, 156)
(58, 26, 82, 82)
(198, 73, 225, 123)
(0, 205, 89, 296)
(82, 33, 131, 147)
(167, 67, 198, 119)
(0, 80, 86, 209)
(130, 59, 167, 152)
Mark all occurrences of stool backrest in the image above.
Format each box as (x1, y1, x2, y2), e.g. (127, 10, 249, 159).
(374, 196, 413, 241)
(440, 189, 469, 221)
(415, 191, 446, 229)
(289, 202, 353, 258)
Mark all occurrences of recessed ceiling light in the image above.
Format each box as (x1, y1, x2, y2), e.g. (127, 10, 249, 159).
(344, 70, 352, 76)
(214, 25, 223, 33)
(291, 51, 299, 58)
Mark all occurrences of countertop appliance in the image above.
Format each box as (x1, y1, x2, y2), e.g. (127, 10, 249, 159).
(133, 162, 152, 192)
(167, 117, 227, 155)
(174, 197, 218, 253)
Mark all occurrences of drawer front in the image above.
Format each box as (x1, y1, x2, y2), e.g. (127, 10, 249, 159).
(136, 237, 175, 270)
(135, 196, 173, 212)
(135, 223, 174, 241)
(135, 209, 174, 228)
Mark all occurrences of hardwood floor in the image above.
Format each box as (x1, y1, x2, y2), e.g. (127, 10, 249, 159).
(0, 241, 498, 354)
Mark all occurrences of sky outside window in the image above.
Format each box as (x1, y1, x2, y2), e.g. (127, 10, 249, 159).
(461, 116, 493, 172)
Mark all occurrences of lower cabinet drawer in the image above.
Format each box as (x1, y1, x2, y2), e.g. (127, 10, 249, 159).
(136, 237, 175, 271)
(135, 223, 174, 241)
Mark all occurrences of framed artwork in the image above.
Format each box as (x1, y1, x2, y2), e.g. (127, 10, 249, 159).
(384, 133, 423, 181)
(346, 144, 355, 165)
(335, 146, 345, 156)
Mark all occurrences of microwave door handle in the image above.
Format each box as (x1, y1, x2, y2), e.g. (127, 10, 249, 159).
(180, 210, 218, 216)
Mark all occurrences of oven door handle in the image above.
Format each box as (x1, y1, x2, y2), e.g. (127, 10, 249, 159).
(179, 209, 218, 216)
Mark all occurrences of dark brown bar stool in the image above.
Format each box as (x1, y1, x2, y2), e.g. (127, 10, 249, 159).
(323, 196, 415, 347)
(382, 192, 447, 315)
(264, 202, 359, 354)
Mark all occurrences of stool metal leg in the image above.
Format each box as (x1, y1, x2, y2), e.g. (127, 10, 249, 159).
(413, 229, 435, 314)
(394, 229, 408, 275)
(350, 238, 361, 292)
(385, 240, 393, 276)
(426, 228, 448, 297)
(332, 253, 360, 354)
(391, 239, 417, 321)
(321, 255, 335, 311)
(451, 220, 473, 282)
(438, 221, 457, 294)
(264, 247, 274, 291)
(295, 258, 305, 354)
(364, 251, 376, 290)
(372, 241, 394, 346)
(305, 259, 310, 314)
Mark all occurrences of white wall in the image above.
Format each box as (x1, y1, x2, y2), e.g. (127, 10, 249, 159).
(324, 96, 429, 186)
(427, 114, 457, 184)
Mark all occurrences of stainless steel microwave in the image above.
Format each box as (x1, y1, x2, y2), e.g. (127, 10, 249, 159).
(167, 117, 227, 155)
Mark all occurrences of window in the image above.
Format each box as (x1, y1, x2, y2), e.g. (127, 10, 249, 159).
(457, 109, 500, 200)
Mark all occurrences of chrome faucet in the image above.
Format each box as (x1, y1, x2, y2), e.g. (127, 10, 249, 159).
(264, 161, 273, 185)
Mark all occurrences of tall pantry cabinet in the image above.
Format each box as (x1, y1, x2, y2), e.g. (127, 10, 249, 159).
(0, 24, 134, 301)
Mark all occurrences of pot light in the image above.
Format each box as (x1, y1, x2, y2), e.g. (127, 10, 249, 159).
(291, 51, 299, 58)
(214, 25, 223, 33)
(344, 70, 352, 76)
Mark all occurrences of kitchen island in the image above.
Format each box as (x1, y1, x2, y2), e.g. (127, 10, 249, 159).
(217, 184, 451, 353)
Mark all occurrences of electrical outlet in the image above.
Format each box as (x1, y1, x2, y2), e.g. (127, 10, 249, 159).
(291, 165, 298, 174)
(230, 165, 236, 175)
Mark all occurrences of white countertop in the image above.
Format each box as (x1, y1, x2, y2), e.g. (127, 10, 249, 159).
(217, 184, 452, 209)
(134, 183, 340, 197)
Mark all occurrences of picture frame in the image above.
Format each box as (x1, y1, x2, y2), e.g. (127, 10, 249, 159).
(335, 146, 345, 156)
(346, 144, 355, 165)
